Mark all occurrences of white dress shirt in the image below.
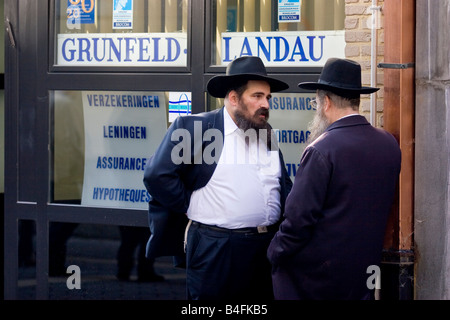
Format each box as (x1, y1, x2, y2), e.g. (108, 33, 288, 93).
(187, 107, 282, 229)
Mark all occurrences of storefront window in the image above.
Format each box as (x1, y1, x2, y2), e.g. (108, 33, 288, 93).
(52, 90, 191, 208)
(211, 0, 345, 67)
(54, 0, 189, 67)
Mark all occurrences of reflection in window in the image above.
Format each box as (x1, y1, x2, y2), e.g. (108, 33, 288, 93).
(57, 0, 188, 34)
(212, 0, 345, 65)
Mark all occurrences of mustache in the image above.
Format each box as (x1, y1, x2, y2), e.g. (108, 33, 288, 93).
(255, 108, 269, 119)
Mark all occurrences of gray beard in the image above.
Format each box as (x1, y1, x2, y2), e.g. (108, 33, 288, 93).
(306, 108, 330, 145)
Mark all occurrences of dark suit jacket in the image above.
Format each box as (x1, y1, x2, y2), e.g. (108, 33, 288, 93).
(144, 107, 292, 264)
(267, 115, 401, 300)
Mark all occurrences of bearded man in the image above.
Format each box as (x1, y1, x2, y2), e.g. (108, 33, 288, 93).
(143, 56, 292, 300)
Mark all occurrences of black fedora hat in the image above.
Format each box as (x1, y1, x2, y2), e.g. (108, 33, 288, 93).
(298, 58, 379, 98)
(207, 56, 289, 98)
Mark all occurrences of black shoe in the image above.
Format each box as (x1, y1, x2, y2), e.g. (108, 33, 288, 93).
(137, 273, 165, 282)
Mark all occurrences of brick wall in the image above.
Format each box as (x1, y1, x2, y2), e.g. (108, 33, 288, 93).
(344, 0, 385, 127)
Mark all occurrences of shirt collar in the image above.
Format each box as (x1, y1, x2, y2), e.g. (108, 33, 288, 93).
(224, 107, 240, 136)
(337, 113, 360, 121)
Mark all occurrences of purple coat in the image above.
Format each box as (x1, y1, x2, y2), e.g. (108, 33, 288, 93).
(267, 115, 401, 300)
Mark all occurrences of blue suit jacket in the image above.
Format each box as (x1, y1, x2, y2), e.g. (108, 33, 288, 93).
(143, 107, 292, 265)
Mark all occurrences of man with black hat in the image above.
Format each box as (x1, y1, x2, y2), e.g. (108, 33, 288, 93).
(143, 56, 292, 300)
(267, 58, 402, 300)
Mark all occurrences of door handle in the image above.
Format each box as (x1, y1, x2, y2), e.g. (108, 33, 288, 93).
(5, 18, 16, 48)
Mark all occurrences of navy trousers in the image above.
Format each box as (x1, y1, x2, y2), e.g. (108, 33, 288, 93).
(186, 221, 275, 301)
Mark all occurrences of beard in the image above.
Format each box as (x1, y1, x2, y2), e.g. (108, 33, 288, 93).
(234, 102, 275, 150)
(306, 105, 330, 145)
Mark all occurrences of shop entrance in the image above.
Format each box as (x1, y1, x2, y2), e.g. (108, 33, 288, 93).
(4, 0, 347, 299)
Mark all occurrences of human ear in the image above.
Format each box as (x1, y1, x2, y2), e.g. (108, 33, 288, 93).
(228, 90, 239, 106)
(324, 95, 331, 111)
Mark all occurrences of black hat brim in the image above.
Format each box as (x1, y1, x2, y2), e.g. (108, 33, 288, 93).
(208, 74, 289, 98)
(298, 82, 379, 97)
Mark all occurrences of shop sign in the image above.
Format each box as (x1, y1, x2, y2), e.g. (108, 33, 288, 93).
(57, 33, 187, 66)
(81, 91, 167, 209)
(269, 93, 316, 180)
(169, 92, 192, 123)
(221, 30, 345, 67)
(278, 0, 302, 23)
(66, 0, 96, 29)
(113, 0, 133, 29)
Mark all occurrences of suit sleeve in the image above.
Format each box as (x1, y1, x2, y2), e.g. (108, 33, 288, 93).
(278, 150, 293, 203)
(267, 146, 331, 266)
(143, 117, 191, 214)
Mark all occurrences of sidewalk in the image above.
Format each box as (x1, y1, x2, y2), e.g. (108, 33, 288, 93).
(18, 236, 186, 300)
